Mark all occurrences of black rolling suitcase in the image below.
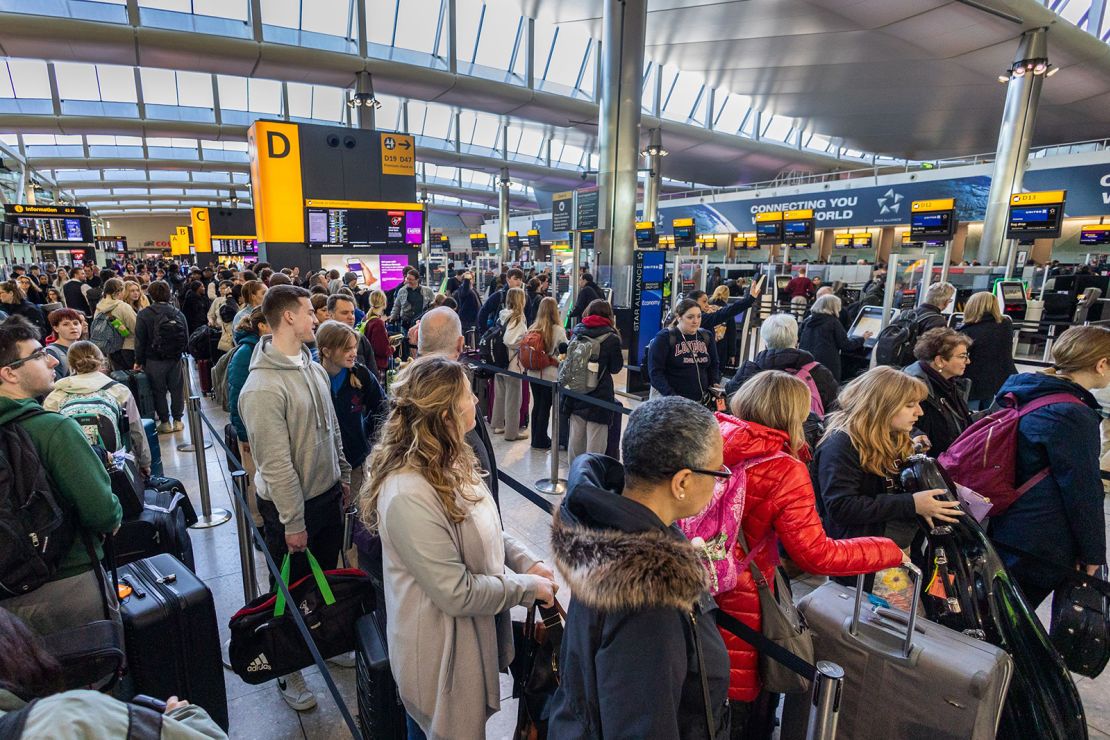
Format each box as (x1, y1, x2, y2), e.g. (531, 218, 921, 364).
(112, 489, 195, 570)
(145, 475, 198, 526)
(117, 553, 229, 731)
(356, 612, 406, 740)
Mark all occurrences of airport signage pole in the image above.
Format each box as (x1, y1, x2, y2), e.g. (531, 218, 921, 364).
(978, 28, 1049, 264)
(498, 168, 511, 262)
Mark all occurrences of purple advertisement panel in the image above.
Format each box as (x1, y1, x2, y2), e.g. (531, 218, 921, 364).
(378, 255, 410, 291)
(405, 210, 424, 245)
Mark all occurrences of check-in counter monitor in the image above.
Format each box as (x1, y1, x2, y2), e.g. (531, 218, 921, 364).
(849, 306, 893, 348)
(994, 281, 1028, 322)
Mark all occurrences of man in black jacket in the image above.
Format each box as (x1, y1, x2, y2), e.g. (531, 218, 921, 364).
(568, 272, 604, 322)
(913, 282, 955, 332)
(61, 266, 92, 317)
(476, 267, 528, 329)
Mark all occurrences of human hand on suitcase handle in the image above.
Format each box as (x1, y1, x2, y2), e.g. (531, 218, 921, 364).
(912, 488, 964, 528)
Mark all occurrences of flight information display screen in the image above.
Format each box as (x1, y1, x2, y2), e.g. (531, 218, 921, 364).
(17, 216, 89, 242)
(635, 227, 656, 248)
(306, 207, 424, 247)
(756, 221, 783, 245)
(673, 224, 696, 247)
(910, 211, 954, 239)
(580, 231, 595, 248)
(783, 219, 814, 244)
(1006, 204, 1063, 239)
(1080, 227, 1110, 246)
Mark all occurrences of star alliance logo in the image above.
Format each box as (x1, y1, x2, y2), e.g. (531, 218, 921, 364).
(877, 188, 904, 215)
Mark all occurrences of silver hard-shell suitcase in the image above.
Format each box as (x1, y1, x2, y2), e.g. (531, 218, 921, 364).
(781, 565, 1012, 740)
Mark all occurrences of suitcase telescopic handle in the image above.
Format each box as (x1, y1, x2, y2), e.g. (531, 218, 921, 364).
(850, 563, 923, 659)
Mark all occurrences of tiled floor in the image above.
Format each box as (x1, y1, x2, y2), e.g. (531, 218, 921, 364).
(162, 360, 1110, 739)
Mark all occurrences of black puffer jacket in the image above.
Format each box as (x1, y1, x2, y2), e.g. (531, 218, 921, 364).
(725, 347, 838, 411)
(957, 316, 1017, 403)
(798, 312, 864, 382)
(561, 319, 623, 425)
(547, 454, 730, 740)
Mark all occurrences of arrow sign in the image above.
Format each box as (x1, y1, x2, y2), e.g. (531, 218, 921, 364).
(399, 140, 411, 150)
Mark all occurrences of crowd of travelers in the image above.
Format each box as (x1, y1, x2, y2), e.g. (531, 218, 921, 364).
(0, 255, 1106, 740)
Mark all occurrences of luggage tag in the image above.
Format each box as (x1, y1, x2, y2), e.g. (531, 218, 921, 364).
(954, 483, 991, 523)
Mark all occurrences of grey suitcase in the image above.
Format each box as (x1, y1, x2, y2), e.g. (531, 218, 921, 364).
(781, 565, 1012, 740)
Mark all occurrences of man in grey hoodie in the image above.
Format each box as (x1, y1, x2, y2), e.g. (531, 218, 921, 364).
(237, 284, 351, 713)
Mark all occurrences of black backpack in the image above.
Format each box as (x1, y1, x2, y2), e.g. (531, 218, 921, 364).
(219, 300, 238, 325)
(150, 311, 188, 360)
(872, 309, 923, 368)
(479, 321, 511, 369)
(188, 325, 218, 360)
(0, 408, 77, 598)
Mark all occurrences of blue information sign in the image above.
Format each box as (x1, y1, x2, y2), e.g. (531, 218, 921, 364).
(629, 249, 667, 393)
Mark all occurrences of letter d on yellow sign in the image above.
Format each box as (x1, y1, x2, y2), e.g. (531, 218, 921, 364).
(248, 121, 304, 243)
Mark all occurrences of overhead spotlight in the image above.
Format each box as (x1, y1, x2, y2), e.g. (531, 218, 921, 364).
(1046, 65, 1059, 77)
(640, 144, 669, 157)
(998, 73, 1010, 83)
(1032, 60, 1048, 75)
(1011, 63, 1027, 77)
(348, 71, 382, 109)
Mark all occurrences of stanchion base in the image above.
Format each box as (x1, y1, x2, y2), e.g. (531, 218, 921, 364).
(534, 478, 567, 495)
(190, 508, 233, 529)
(176, 440, 213, 452)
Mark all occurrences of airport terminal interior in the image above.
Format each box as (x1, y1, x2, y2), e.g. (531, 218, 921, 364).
(3, 0, 1110, 738)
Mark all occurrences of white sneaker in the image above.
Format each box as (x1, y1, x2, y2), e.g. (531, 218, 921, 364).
(327, 651, 356, 669)
(276, 670, 317, 711)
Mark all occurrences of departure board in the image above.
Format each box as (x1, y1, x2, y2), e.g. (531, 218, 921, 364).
(910, 211, 955, 239)
(17, 216, 87, 242)
(756, 221, 783, 245)
(1006, 204, 1063, 239)
(306, 207, 423, 247)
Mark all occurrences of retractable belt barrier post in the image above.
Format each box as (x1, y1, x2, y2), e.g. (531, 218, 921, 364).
(177, 355, 212, 453)
(231, 469, 259, 601)
(807, 662, 845, 740)
(187, 394, 231, 529)
(197, 411, 363, 740)
(534, 383, 566, 494)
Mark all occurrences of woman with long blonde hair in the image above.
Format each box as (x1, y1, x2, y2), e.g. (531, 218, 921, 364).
(704, 371, 903, 735)
(491, 286, 528, 440)
(990, 325, 1110, 607)
(360, 288, 392, 378)
(812, 366, 962, 567)
(362, 355, 555, 740)
(524, 296, 567, 449)
(957, 290, 1017, 408)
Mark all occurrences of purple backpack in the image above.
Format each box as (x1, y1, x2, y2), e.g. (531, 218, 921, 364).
(787, 361, 824, 418)
(937, 392, 1084, 518)
(678, 451, 790, 595)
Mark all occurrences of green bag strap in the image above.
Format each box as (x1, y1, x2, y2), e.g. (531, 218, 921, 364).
(273, 550, 336, 617)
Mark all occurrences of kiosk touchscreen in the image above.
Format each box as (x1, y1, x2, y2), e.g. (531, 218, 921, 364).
(774, 274, 792, 304)
(994, 280, 1028, 322)
(848, 306, 891, 348)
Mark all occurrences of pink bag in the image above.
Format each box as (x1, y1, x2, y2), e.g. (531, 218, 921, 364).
(678, 452, 789, 595)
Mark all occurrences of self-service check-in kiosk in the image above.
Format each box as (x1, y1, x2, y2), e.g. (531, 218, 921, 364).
(994, 280, 1028, 322)
(848, 305, 895, 349)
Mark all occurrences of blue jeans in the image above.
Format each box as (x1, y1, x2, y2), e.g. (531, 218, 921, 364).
(406, 714, 427, 740)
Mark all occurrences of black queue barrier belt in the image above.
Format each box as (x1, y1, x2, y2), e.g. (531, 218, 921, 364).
(199, 413, 364, 740)
(464, 361, 633, 416)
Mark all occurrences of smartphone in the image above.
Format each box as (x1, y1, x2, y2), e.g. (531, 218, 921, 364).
(132, 694, 167, 713)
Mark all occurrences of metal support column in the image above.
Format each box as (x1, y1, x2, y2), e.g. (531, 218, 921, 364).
(940, 239, 953, 285)
(354, 71, 376, 130)
(498, 168, 510, 262)
(978, 28, 1048, 264)
(571, 230, 582, 310)
(642, 127, 664, 227)
(186, 395, 232, 528)
(596, 0, 647, 307)
(446, 0, 458, 74)
(420, 187, 431, 285)
(525, 17, 536, 89)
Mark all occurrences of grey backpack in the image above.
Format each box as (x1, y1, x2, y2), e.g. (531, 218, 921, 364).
(89, 311, 124, 356)
(558, 334, 604, 393)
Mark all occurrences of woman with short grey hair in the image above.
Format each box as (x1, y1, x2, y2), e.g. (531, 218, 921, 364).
(799, 294, 869, 382)
(725, 312, 839, 426)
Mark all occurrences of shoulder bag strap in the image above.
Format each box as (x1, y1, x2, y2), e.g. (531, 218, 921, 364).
(0, 700, 38, 737)
(691, 611, 716, 739)
(126, 703, 164, 739)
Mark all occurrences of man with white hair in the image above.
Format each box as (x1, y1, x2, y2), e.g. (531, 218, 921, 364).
(417, 307, 500, 507)
(914, 282, 955, 332)
(724, 312, 838, 416)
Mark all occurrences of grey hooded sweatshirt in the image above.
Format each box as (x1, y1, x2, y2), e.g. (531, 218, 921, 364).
(237, 336, 351, 534)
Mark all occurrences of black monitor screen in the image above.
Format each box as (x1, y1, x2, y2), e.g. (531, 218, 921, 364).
(471, 235, 489, 250)
(526, 233, 540, 248)
(306, 207, 423, 247)
(783, 219, 814, 243)
(673, 224, 696, 247)
(910, 210, 954, 239)
(580, 231, 595, 248)
(1001, 283, 1025, 300)
(756, 221, 783, 245)
(14, 216, 91, 243)
(635, 228, 656, 248)
(1080, 228, 1110, 246)
(1006, 204, 1063, 239)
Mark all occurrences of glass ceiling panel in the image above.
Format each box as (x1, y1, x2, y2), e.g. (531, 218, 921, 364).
(302, 0, 352, 37)
(193, 0, 249, 21)
(545, 23, 590, 89)
(5, 59, 51, 99)
(260, 0, 298, 29)
(455, 0, 483, 63)
(216, 75, 248, 110)
(712, 92, 751, 134)
(312, 86, 344, 121)
(286, 82, 312, 118)
(177, 71, 214, 108)
(364, 0, 395, 46)
(662, 69, 702, 122)
(96, 65, 138, 103)
(375, 95, 402, 132)
(394, 0, 441, 55)
(473, 1, 520, 71)
(54, 62, 100, 101)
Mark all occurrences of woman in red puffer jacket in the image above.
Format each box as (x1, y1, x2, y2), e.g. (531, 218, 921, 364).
(717, 371, 904, 739)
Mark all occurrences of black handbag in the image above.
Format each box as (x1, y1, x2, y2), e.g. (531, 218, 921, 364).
(228, 550, 375, 684)
(509, 602, 565, 740)
(1051, 564, 1110, 678)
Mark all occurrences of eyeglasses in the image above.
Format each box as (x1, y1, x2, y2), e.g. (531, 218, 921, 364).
(685, 464, 733, 480)
(952, 353, 970, 360)
(1, 348, 48, 370)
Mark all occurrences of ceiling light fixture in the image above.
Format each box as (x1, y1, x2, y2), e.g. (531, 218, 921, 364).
(348, 71, 382, 109)
(998, 57, 1055, 82)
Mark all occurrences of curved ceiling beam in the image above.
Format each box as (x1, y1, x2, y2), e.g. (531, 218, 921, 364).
(0, 12, 847, 185)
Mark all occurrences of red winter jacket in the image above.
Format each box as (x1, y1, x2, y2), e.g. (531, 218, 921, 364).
(713, 413, 903, 701)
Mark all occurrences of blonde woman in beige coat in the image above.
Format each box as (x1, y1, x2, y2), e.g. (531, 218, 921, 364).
(361, 355, 557, 740)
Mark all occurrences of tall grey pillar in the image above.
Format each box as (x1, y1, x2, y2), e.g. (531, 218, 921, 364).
(420, 187, 431, 285)
(596, 0, 647, 306)
(978, 28, 1048, 264)
(498, 168, 510, 262)
(354, 71, 376, 130)
(642, 127, 665, 226)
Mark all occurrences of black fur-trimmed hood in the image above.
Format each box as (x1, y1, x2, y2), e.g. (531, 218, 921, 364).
(551, 454, 708, 613)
